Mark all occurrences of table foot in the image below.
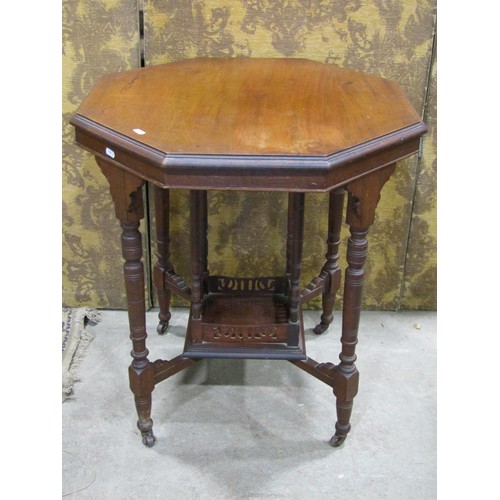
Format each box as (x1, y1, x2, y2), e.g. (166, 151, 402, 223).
(313, 321, 329, 335)
(137, 413, 156, 447)
(155, 290, 172, 336)
(332, 397, 354, 447)
(329, 432, 347, 447)
(157, 321, 169, 335)
(139, 427, 157, 447)
(153, 186, 174, 337)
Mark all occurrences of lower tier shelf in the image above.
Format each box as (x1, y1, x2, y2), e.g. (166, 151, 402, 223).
(182, 292, 307, 360)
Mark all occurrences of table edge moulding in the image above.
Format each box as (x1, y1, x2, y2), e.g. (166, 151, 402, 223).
(70, 57, 427, 448)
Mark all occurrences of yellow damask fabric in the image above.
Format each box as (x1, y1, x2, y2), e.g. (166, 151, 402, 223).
(144, 0, 437, 310)
(62, 0, 437, 310)
(62, 0, 143, 308)
(402, 43, 437, 309)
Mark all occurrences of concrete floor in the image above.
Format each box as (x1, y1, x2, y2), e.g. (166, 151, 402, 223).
(62, 308, 436, 499)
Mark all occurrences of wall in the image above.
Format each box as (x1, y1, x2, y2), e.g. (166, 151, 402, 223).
(62, 0, 437, 311)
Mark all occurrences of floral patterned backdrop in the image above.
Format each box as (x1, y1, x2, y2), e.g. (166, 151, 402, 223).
(401, 40, 436, 309)
(62, 0, 147, 308)
(62, 0, 437, 310)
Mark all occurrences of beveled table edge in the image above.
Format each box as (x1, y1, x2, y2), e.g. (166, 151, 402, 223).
(71, 114, 425, 168)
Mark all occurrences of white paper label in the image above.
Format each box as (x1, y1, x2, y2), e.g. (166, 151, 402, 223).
(105, 147, 115, 159)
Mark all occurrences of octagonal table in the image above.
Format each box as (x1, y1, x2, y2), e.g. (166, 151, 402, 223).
(70, 57, 426, 448)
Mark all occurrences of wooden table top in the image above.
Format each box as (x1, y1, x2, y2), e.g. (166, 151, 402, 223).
(74, 57, 422, 156)
(71, 57, 426, 191)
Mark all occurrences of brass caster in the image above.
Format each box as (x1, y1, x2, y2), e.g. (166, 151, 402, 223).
(157, 322, 169, 335)
(142, 430, 157, 447)
(313, 322, 329, 335)
(329, 433, 347, 447)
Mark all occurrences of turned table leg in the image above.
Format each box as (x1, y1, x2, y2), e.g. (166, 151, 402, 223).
(330, 226, 365, 446)
(153, 186, 173, 335)
(286, 193, 294, 277)
(288, 192, 305, 325)
(200, 190, 209, 281)
(330, 165, 395, 447)
(314, 188, 345, 335)
(122, 221, 156, 447)
(97, 158, 156, 447)
(189, 190, 207, 343)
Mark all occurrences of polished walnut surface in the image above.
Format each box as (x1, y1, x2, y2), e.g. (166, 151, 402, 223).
(73, 57, 423, 157)
(71, 58, 425, 191)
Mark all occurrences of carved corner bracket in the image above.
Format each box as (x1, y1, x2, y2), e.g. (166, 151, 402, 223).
(345, 163, 396, 230)
(96, 157, 146, 223)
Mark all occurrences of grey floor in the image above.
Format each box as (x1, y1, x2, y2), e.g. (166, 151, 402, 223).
(62, 308, 436, 499)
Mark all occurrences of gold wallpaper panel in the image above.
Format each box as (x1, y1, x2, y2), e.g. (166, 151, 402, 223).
(401, 39, 437, 309)
(143, 0, 437, 310)
(62, 0, 437, 310)
(62, 0, 144, 308)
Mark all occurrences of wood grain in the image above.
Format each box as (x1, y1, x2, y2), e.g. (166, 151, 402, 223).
(74, 57, 422, 157)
